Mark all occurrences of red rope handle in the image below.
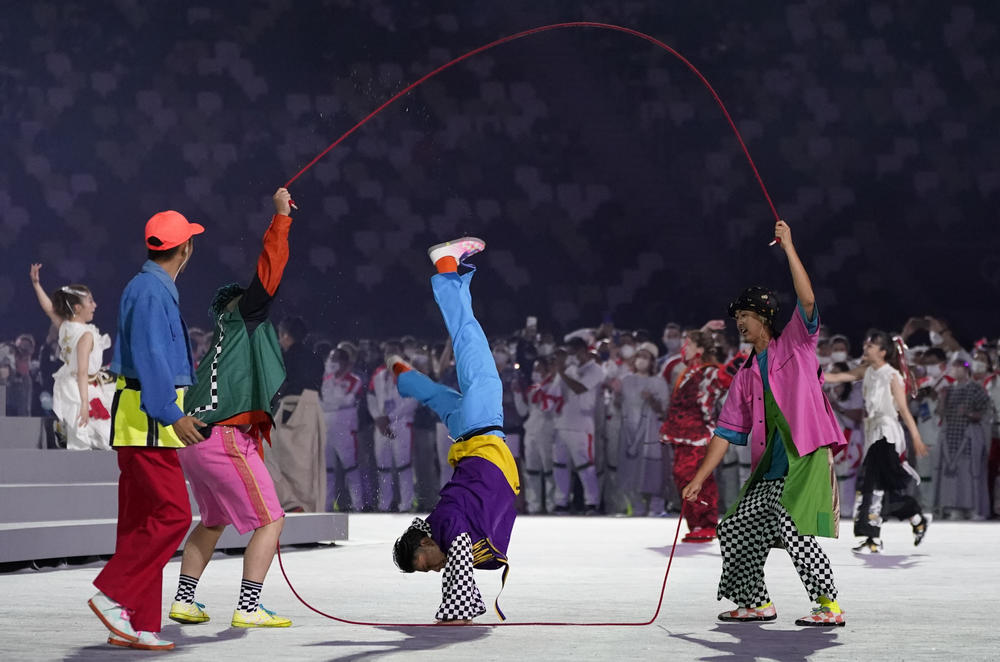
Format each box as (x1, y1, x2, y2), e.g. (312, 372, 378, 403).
(283, 21, 781, 225)
(276, 501, 687, 627)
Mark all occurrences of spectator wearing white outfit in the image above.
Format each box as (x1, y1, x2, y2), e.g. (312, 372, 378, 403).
(368, 341, 419, 511)
(516, 356, 562, 514)
(553, 338, 604, 514)
(29, 264, 114, 450)
(620, 342, 670, 516)
(321, 344, 363, 511)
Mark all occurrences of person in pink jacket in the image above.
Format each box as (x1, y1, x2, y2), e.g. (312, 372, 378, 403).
(682, 220, 848, 627)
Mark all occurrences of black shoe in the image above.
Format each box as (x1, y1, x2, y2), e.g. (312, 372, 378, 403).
(584, 505, 599, 516)
(851, 537, 882, 554)
(552, 505, 569, 516)
(912, 513, 931, 546)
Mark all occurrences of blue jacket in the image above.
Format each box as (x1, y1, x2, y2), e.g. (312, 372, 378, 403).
(110, 260, 196, 425)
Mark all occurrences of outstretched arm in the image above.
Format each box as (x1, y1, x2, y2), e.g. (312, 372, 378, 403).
(238, 188, 293, 326)
(30, 264, 63, 327)
(774, 220, 815, 319)
(824, 365, 867, 383)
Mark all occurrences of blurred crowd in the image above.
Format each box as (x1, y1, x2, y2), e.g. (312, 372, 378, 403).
(7, 310, 995, 521)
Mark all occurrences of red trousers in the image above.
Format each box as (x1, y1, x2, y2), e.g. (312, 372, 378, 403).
(94, 447, 192, 632)
(673, 443, 718, 531)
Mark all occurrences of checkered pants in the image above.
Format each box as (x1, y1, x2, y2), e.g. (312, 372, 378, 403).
(717, 478, 837, 608)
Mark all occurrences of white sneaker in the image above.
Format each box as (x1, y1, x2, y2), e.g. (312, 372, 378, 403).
(88, 591, 138, 642)
(428, 237, 485, 266)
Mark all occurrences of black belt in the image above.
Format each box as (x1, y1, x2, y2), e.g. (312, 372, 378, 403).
(122, 377, 184, 391)
(454, 425, 504, 443)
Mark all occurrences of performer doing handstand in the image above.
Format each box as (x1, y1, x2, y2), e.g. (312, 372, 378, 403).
(391, 237, 519, 625)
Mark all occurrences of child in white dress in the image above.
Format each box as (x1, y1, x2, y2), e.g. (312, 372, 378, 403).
(30, 264, 114, 450)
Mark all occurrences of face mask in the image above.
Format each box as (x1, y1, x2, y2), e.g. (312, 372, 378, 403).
(664, 337, 682, 353)
(929, 330, 943, 346)
(531, 371, 543, 383)
(403, 347, 417, 360)
(971, 360, 988, 374)
(412, 354, 430, 370)
(539, 343, 554, 356)
(620, 345, 636, 359)
(325, 360, 341, 374)
(508, 342, 518, 356)
(830, 351, 848, 363)
(493, 352, 510, 368)
(566, 356, 579, 367)
(739, 343, 753, 355)
(924, 364, 943, 379)
(946, 366, 964, 380)
(817, 355, 833, 367)
(634, 357, 650, 372)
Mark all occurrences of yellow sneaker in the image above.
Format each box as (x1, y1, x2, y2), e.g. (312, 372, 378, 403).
(169, 600, 210, 624)
(231, 605, 292, 628)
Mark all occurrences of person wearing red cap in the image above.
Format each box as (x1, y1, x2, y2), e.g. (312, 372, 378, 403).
(88, 207, 207, 651)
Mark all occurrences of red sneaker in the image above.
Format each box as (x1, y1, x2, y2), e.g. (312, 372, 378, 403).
(683, 527, 717, 542)
(795, 606, 846, 627)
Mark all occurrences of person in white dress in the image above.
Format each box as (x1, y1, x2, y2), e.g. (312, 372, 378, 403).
(29, 264, 114, 450)
(825, 331, 929, 553)
(620, 342, 670, 516)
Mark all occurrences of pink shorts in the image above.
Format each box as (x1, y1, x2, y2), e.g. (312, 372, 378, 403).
(178, 425, 284, 534)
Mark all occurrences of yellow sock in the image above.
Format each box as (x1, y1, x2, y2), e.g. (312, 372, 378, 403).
(818, 595, 842, 613)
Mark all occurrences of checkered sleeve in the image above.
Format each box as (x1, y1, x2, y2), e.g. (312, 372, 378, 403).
(435, 532, 486, 622)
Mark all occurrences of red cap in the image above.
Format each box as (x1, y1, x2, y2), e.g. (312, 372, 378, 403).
(145, 211, 205, 250)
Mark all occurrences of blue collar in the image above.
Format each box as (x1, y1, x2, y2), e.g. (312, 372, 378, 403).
(141, 260, 179, 303)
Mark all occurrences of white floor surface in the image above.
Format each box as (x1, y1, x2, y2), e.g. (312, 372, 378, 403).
(1, 513, 997, 661)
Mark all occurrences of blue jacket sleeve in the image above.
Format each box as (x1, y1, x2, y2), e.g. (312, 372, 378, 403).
(713, 424, 749, 446)
(129, 294, 185, 425)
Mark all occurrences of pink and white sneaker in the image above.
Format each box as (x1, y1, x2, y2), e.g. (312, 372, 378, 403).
(795, 606, 846, 627)
(718, 604, 777, 622)
(428, 237, 486, 265)
(88, 592, 138, 642)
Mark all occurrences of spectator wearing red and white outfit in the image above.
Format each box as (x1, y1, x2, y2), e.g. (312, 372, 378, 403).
(552, 337, 604, 513)
(971, 348, 1000, 517)
(661, 330, 726, 540)
(515, 356, 562, 514)
(368, 343, 419, 511)
(322, 344, 363, 511)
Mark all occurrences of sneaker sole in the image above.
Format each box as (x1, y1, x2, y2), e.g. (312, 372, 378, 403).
(719, 614, 777, 622)
(169, 613, 210, 624)
(88, 598, 139, 643)
(795, 620, 846, 627)
(109, 635, 176, 650)
(231, 621, 292, 628)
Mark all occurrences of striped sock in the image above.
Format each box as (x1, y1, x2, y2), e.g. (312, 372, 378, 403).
(175, 574, 198, 604)
(237, 579, 264, 613)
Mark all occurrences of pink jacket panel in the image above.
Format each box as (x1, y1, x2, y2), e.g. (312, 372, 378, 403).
(716, 307, 847, 472)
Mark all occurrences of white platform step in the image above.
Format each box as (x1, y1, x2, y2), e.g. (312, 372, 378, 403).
(0, 449, 119, 483)
(0, 512, 348, 563)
